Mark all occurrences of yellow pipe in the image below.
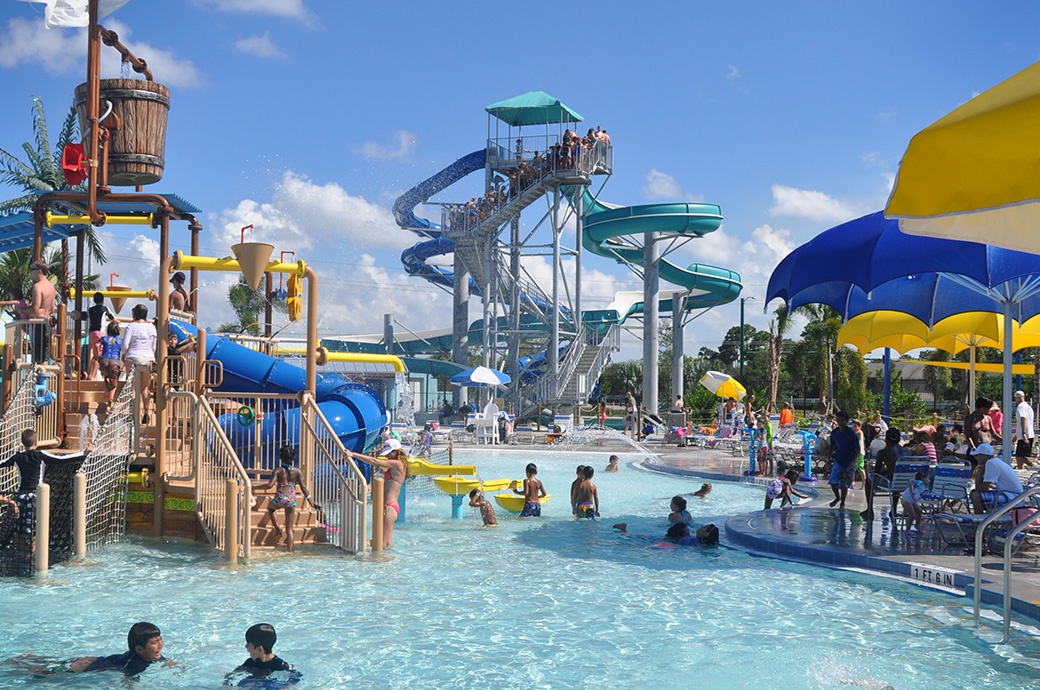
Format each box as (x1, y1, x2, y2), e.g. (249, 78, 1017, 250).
(277, 347, 406, 372)
(70, 287, 156, 300)
(172, 250, 307, 277)
(46, 212, 154, 227)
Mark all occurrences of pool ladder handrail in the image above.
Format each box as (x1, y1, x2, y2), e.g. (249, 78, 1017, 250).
(972, 484, 1040, 641)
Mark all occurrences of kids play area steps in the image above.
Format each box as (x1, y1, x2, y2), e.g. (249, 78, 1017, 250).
(250, 489, 328, 549)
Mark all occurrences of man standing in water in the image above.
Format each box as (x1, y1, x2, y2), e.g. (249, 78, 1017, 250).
(28, 260, 55, 364)
(828, 410, 858, 510)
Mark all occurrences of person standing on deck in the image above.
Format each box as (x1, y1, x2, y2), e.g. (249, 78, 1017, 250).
(827, 411, 858, 510)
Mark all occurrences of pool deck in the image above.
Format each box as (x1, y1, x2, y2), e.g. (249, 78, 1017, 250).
(642, 439, 1040, 626)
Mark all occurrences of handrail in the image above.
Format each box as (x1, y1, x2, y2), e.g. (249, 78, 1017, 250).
(999, 502, 1040, 641)
(178, 390, 252, 560)
(300, 392, 368, 553)
(973, 484, 1040, 631)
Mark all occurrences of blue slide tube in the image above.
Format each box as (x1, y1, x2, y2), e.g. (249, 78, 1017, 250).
(172, 321, 389, 459)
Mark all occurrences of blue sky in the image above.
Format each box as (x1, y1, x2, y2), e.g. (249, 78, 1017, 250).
(1, 1, 1038, 361)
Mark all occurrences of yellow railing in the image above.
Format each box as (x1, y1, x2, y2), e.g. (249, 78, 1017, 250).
(300, 392, 368, 553)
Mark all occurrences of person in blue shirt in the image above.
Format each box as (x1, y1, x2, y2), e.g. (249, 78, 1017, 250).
(828, 410, 859, 510)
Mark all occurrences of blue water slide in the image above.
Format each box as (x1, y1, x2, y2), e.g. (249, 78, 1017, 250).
(172, 321, 389, 462)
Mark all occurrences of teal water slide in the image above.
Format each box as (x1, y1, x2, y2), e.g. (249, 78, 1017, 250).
(572, 188, 742, 317)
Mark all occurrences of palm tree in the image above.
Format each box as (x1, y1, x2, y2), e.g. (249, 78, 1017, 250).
(796, 304, 842, 413)
(0, 247, 99, 316)
(0, 97, 107, 269)
(766, 304, 792, 413)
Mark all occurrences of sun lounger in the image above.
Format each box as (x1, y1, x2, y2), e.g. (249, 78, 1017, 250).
(870, 458, 931, 521)
(920, 462, 972, 517)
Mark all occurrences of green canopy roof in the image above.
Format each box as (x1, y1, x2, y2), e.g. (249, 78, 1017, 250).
(485, 91, 584, 127)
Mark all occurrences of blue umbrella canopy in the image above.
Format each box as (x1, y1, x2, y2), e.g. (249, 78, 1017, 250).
(449, 366, 511, 387)
(779, 274, 1040, 326)
(767, 211, 1040, 302)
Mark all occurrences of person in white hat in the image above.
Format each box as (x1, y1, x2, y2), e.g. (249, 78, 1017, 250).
(1012, 390, 1035, 469)
(969, 443, 1024, 514)
(348, 439, 407, 548)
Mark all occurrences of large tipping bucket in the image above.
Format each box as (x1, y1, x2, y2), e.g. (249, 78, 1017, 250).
(74, 78, 170, 186)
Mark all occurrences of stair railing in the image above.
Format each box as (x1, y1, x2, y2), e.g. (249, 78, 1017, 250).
(175, 389, 252, 560)
(300, 392, 369, 553)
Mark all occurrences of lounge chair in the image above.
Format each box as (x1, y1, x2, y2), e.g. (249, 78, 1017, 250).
(870, 457, 931, 523)
(920, 461, 973, 517)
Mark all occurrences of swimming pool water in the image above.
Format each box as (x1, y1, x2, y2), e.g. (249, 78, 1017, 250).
(1, 449, 1039, 689)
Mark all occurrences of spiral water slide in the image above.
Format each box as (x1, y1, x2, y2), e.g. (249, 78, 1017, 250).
(171, 321, 389, 459)
(573, 187, 742, 315)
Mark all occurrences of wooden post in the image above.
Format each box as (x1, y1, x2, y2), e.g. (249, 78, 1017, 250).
(225, 479, 238, 564)
(1, 343, 13, 410)
(35, 482, 50, 575)
(55, 302, 66, 438)
(74, 472, 86, 558)
(371, 476, 384, 552)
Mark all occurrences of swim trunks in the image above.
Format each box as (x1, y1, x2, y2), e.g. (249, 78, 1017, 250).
(855, 454, 865, 472)
(14, 492, 34, 534)
(519, 500, 541, 517)
(576, 501, 596, 518)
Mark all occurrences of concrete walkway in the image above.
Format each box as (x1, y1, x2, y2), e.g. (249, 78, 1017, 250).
(643, 437, 1040, 627)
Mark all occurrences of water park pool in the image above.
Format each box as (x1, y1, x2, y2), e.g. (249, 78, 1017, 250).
(2, 449, 1040, 689)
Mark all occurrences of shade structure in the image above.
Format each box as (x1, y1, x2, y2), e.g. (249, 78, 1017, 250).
(449, 365, 511, 387)
(886, 60, 1040, 254)
(485, 91, 584, 127)
(767, 209, 1040, 465)
(766, 211, 1040, 304)
(699, 371, 746, 400)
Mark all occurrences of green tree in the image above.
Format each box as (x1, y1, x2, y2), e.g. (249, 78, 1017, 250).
(796, 304, 842, 412)
(921, 349, 953, 412)
(598, 360, 642, 398)
(0, 98, 106, 266)
(217, 276, 286, 335)
(765, 304, 793, 412)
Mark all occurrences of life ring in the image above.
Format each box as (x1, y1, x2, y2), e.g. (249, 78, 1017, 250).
(236, 405, 256, 427)
(286, 273, 303, 322)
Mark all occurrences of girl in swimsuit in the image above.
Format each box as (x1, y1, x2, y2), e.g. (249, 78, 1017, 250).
(253, 445, 311, 552)
(668, 495, 693, 525)
(349, 439, 408, 548)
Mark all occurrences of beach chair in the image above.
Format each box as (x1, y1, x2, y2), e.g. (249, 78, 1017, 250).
(475, 403, 499, 445)
(870, 457, 931, 520)
(920, 461, 973, 517)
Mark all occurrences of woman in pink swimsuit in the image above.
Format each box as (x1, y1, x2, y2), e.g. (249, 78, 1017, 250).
(350, 439, 408, 548)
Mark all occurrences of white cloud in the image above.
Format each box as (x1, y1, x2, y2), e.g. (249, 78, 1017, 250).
(359, 130, 417, 161)
(769, 184, 866, 222)
(875, 107, 897, 122)
(726, 65, 741, 81)
(190, 0, 315, 25)
(100, 21, 200, 87)
(0, 17, 82, 72)
(644, 169, 681, 200)
(642, 169, 704, 202)
(234, 32, 286, 60)
(211, 170, 409, 253)
(0, 18, 199, 86)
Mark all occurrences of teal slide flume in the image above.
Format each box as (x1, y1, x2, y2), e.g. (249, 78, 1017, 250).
(573, 188, 742, 316)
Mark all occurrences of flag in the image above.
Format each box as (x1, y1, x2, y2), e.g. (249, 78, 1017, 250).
(21, 0, 131, 29)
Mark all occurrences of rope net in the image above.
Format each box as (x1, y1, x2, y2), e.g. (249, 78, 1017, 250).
(0, 367, 134, 577)
(79, 366, 135, 550)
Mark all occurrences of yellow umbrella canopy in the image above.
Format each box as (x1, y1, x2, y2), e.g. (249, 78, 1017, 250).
(699, 371, 746, 400)
(838, 311, 932, 355)
(886, 60, 1040, 253)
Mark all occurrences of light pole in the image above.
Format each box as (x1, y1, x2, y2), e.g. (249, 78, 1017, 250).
(739, 296, 757, 382)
